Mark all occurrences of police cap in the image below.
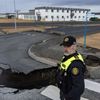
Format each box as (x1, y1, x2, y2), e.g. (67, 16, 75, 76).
(60, 35, 76, 47)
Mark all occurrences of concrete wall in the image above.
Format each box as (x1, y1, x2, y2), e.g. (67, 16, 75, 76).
(18, 14, 35, 20)
(0, 15, 7, 18)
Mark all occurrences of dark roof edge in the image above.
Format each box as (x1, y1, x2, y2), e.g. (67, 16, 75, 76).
(91, 12, 100, 15)
(35, 6, 90, 11)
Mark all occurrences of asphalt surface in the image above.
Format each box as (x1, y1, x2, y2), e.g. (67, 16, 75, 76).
(0, 21, 100, 27)
(0, 87, 51, 100)
(0, 22, 100, 37)
(0, 31, 100, 100)
(28, 32, 100, 100)
(47, 25, 100, 36)
(0, 32, 54, 74)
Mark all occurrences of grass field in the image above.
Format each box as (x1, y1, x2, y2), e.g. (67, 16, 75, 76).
(78, 32, 100, 49)
(0, 26, 55, 33)
(0, 18, 33, 23)
(0, 18, 57, 33)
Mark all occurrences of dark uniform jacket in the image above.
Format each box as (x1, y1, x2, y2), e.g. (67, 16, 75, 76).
(56, 52, 86, 100)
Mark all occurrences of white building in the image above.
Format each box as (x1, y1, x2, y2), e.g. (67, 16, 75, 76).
(34, 7, 91, 21)
(18, 12, 35, 20)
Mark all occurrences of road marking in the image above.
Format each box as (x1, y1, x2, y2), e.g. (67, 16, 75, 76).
(85, 79, 100, 93)
(41, 85, 88, 100)
(41, 80, 100, 100)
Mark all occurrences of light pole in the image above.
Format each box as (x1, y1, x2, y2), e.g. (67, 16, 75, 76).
(14, 0, 17, 30)
(83, 11, 89, 48)
(84, 13, 87, 48)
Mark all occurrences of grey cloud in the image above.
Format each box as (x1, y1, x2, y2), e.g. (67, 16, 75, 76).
(52, 0, 100, 5)
(0, 0, 100, 13)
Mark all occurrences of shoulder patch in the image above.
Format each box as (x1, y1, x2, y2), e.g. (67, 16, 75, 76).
(72, 67, 79, 75)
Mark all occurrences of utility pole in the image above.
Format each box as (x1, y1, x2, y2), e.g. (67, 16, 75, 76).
(84, 11, 88, 48)
(14, 0, 17, 30)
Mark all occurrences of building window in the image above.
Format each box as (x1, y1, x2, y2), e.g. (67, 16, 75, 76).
(79, 10, 81, 13)
(57, 9, 59, 12)
(62, 9, 64, 12)
(79, 16, 81, 18)
(83, 11, 85, 13)
(57, 16, 59, 18)
(83, 16, 84, 18)
(74, 16, 77, 18)
(75, 10, 77, 13)
(67, 10, 69, 13)
(51, 16, 54, 21)
(46, 9, 48, 12)
(45, 16, 48, 18)
(51, 16, 54, 19)
(86, 11, 88, 14)
(62, 16, 64, 18)
(51, 9, 54, 12)
(67, 16, 69, 18)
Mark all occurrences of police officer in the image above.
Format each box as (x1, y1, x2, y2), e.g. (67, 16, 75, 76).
(56, 35, 86, 100)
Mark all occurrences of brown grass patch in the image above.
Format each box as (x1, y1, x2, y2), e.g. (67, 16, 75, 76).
(77, 33, 100, 49)
(0, 18, 33, 23)
(0, 26, 56, 33)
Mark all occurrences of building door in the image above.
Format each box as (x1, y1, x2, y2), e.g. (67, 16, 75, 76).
(37, 14, 41, 21)
(70, 10, 74, 21)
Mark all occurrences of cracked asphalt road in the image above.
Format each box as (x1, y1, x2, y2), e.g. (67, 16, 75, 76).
(0, 31, 99, 100)
(0, 32, 54, 74)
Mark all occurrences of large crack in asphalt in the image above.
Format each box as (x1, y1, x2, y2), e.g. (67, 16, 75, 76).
(0, 64, 57, 89)
(0, 55, 99, 90)
(0, 32, 100, 90)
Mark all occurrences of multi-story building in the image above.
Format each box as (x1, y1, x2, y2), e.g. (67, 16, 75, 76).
(34, 7, 91, 21)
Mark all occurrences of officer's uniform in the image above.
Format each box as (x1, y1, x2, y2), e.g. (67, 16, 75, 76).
(56, 36, 86, 100)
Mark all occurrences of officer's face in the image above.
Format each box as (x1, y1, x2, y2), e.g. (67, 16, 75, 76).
(64, 45, 76, 53)
(64, 46, 71, 53)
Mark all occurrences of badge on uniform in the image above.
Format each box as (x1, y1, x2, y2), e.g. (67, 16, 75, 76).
(72, 67, 79, 75)
(64, 37, 69, 42)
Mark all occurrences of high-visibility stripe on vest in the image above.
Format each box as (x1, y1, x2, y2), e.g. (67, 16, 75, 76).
(60, 53, 84, 71)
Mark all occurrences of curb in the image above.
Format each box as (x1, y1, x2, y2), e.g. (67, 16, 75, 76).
(28, 45, 100, 79)
(28, 45, 58, 66)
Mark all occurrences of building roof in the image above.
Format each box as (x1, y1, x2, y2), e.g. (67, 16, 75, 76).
(35, 6, 90, 11)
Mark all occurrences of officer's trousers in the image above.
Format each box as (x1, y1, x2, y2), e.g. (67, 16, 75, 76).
(60, 91, 80, 100)
(60, 91, 65, 100)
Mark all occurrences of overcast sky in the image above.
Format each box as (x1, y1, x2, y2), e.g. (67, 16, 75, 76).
(0, 0, 100, 13)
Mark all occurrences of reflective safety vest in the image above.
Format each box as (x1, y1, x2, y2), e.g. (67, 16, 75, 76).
(60, 53, 84, 71)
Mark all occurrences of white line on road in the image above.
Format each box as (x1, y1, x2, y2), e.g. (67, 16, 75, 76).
(41, 85, 88, 100)
(41, 79, 100, 100)
(85, 79, 100, 93)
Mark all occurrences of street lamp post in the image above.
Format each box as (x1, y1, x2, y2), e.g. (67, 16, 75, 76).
(83, 12, 88, 48)
(14, 0, 17, 30)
